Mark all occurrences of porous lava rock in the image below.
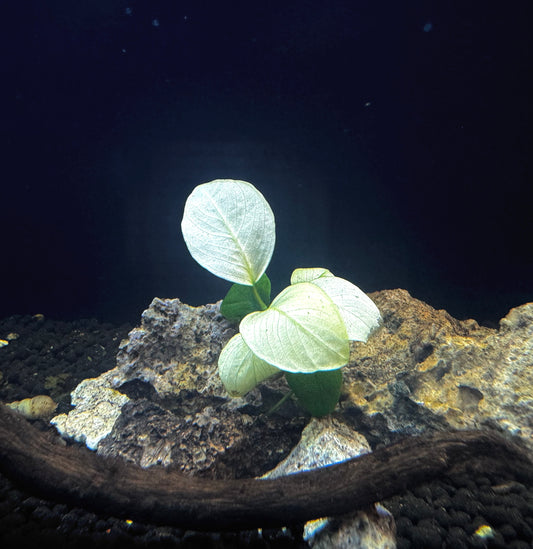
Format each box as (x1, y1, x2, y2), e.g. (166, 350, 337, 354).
(344, 289, 533, 448)
(52, 297, 306, 478)
(52, 289, 533, 481)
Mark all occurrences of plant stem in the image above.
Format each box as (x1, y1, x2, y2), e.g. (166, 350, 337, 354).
(252, 283, 268, 311)
(266, 390, 294, 415)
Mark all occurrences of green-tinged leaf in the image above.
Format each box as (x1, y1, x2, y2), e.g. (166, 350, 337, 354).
(181, 179, 275, 285)
(286, 369, 343, 417)
(290, 267, 333, 284)
(240, 282, 349, 373)
(220, 274, 271, 322)
(218, 333, 279, 396)
(309, 275, 382, 342)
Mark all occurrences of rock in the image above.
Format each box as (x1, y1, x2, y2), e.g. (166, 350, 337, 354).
(344, 289, 533, 449)
(52, 297, 306, 478)
(51, 379, 130, 450)
(262, 417, 396, 549)
(97, 399, 256, 474)
(51, 289, 533, 489)
(262, 416, 372, 479)
(103, 297, 236, 399)
(305, 505, 396, 549)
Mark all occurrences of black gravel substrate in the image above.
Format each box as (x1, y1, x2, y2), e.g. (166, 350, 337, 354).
(0, 314, 532, 548)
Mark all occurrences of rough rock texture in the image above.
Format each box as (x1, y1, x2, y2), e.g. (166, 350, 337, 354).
(104, 298, 236, 399)
(52, 289, 533, 479)
(52, 297, 307, 478)
(343, 289, 533, 449)
(263, 417, 395, 549)
(305, 506, 396, 549)
(262, 416, 372, 479)
(51, 378, 130, 450)
(97, 398, 259, 476)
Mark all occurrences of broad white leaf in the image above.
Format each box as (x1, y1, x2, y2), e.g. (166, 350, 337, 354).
(240, 282, 349, 373)
(181, 179, 275, 285)
(218, 333, 279, 396)
(309, 274, 382, 342)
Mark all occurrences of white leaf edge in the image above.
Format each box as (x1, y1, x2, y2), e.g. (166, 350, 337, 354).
(291, 267, 382, 342)
(218, 333, 279, 396)
(290, 267, 333, 283)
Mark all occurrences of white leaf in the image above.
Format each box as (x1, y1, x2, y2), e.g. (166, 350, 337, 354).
(310, 275, 382, 342)
(240, 283, 349, 373)
(181, 179, 275, 285)
(218, 333, 279, 396)
(290, 267, 333, 284)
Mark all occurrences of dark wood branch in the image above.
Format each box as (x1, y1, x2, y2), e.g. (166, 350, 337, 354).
(0, 404, 531, 531)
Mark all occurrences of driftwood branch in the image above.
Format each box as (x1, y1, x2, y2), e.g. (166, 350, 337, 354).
(0, 404, 531, 531)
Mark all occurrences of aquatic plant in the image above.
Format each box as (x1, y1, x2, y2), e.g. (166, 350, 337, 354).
(181, 179, 381, 416)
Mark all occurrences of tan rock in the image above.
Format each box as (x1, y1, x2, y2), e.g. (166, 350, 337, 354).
(344, 289, 533, 448)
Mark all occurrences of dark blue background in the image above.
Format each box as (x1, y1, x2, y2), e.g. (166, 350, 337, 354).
(2, 1, 532, 325)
